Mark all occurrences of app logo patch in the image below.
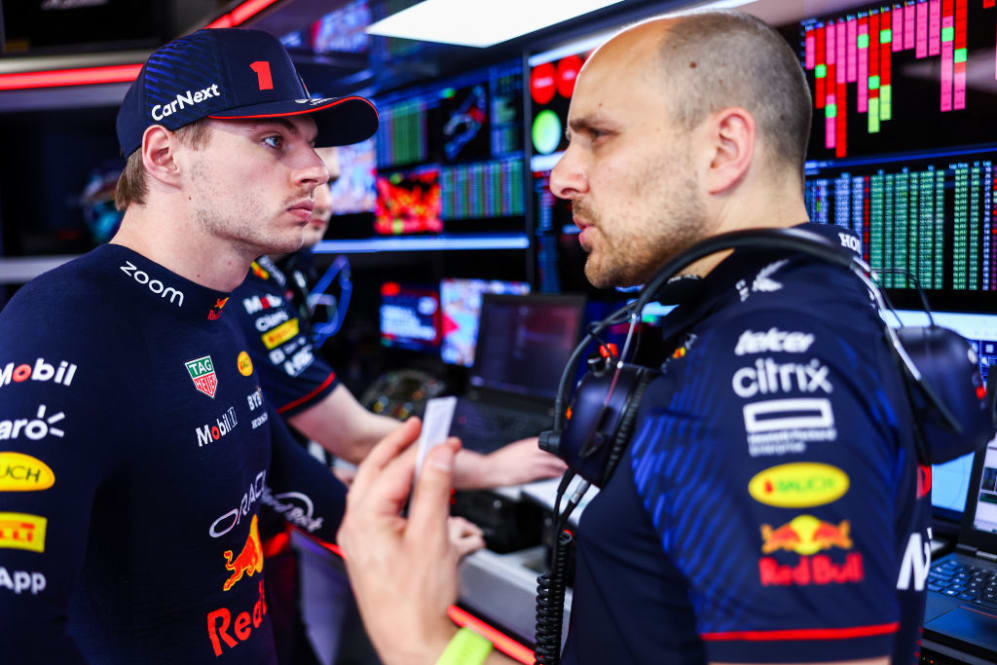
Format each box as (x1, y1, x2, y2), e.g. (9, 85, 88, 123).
(237, 352, 254, 377)
(0, 512, 46, 553)
(261, 319, 300, 350)
(748, 462, 849, 508)
(0, 452, 55, 492)
(185, 355, 218, 398)
(223, 514, 263, 592)
(0, 567, 46, 595)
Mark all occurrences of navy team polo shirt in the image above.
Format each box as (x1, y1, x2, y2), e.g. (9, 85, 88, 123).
(562, 224, 930, 664)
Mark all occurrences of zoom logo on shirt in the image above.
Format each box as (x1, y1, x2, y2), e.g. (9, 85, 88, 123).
(120, 261, 184, 307)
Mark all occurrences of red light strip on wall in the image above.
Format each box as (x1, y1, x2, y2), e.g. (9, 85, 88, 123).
(1, 0, 284, 91)
(0, 63, 144, 91)
(316, 540, 535, 665)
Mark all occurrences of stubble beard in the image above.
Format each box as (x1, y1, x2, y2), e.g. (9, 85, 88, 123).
(582, 159, 706, 290)
(188, 162, 306, 257)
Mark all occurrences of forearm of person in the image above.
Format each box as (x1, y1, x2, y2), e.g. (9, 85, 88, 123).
(288, 384, 399, 464)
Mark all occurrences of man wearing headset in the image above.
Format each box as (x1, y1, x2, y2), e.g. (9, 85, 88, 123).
(335, 10, 930, 665)
(230, 146, 563, 664)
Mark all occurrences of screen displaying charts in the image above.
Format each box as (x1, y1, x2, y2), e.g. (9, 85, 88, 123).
(790, 1, 997, 312)
(370, 59, 527, 239)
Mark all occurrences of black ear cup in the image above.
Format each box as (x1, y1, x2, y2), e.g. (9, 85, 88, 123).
(599, 368, 654, 487)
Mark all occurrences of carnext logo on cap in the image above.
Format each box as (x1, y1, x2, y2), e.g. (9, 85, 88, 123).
(151, 84, 221, 122)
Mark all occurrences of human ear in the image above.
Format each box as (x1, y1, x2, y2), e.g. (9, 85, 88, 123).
(140, 125, 182, 188)
(704, 107, 755, 195)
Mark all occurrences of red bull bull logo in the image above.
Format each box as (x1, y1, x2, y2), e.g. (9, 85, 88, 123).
(222, 514, 263, 592)
(758, 514, 863, 587)
(760, 514, 852, 555)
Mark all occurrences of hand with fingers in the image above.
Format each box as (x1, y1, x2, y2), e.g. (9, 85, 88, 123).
(448, 516, 486, 558)
(479, 436, 568, 487)
(336, 417, 463, 664)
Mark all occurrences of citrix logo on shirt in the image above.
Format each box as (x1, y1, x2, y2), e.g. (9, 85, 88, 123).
(0, 405, 66, 441)
(0, 358, 77, 389)
(120, 261, 184, 307)
(731, 358, 832, 398)
(255, 309, 290, 333)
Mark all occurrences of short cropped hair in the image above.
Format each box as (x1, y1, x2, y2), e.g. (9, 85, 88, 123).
(659, 10, 812, 176)
(114, 120, 212, 211)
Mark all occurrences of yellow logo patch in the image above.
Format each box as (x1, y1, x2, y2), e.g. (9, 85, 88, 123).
(0, 512, 47, 552)
(0, 452, 55, 492)
(261, 319, 299, 350)
(237, 351, 254, 377)
(748, 462, 849, 508)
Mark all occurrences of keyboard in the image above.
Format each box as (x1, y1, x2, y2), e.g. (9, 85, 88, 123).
(451, 400, 551, 453)
(929, 558, 997, 611)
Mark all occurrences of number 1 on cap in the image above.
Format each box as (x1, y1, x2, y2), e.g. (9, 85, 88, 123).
(250, 61, 274, 91)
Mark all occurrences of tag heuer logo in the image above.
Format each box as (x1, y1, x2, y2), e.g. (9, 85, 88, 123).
(185, 355, 218, 398)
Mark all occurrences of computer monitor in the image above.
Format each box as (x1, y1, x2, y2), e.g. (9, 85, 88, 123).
(374, 167, 442, 235)
(440, 278, 530, 367)
(378, 282, 441, 352)
(368, 59, 527, 241)
(786, 2, 997, 312)
(328, 138, 376, 215)
(470, 293, 585, 401)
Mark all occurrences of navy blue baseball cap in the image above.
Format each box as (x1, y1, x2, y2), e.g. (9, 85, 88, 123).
(116, 28, 378, 156)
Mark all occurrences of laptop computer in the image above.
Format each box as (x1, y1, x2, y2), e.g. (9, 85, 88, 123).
(448, 292, 585, 454)
(923, 436, 997, 660)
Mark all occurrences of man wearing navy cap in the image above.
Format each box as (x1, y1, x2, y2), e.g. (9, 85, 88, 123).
(0, 28, 381, 664)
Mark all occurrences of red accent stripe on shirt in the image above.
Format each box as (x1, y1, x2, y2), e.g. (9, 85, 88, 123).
(276, 370, 336, 414)
(701, 622, 899, 642)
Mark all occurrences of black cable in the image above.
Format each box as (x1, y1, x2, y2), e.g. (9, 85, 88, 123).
(534, 529, 574, 665)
